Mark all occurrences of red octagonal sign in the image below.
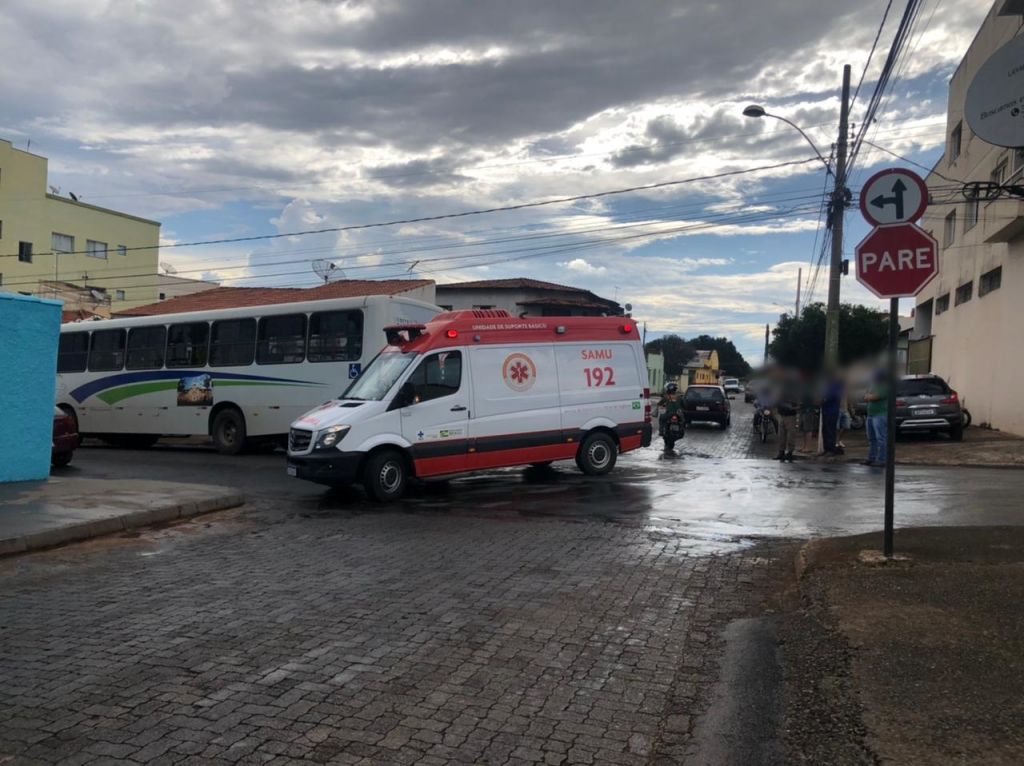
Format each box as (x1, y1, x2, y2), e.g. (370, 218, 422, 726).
(855, 222, 939, 299)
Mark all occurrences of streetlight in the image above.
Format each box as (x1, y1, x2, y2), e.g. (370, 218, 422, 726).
(742, 64, 851, 373)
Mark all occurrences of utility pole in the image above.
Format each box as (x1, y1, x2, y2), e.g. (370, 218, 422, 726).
(823, 64, 851, 370)
(795, 267, 802, 316)
(763, 323, 770, 365)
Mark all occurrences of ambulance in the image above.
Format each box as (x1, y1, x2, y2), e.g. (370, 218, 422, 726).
(286, 309, 652, 500)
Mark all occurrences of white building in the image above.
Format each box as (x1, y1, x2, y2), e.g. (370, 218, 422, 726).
(436, 278, 621, 317)
(913, 1, 1024, 434)
(157, 274, 221, 302)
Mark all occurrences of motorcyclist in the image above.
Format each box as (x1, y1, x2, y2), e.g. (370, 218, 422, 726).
(657, 383, 686, 450)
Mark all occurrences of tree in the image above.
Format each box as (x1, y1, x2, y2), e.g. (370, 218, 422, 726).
(769, 302, 888, 372)
(644, 335, 696, 377)
(687, 334, 752, 378)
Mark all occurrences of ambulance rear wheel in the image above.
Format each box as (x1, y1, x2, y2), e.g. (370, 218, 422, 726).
(363, 450, 408, 502)
(577, 432, 617, 476)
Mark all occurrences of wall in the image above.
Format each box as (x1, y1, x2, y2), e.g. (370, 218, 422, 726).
(646, 352, 665, 393)
(157, 275, 221, 301)
(435, 286, 615, 316)
(915, 8, 1024, 434)
(0, 138, 161, 310)
(0, 293, 61, 482)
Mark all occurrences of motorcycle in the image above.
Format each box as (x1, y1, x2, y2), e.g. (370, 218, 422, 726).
(663, 413, 684, 453)
(754, 406, 778, 443)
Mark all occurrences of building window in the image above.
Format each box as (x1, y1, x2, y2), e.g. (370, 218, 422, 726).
(159, 292, 166, 300)
(943, 211, 956, 247)
(935, 293, 950, 314)
(965, 198, 979, 232)
(991, 159, 1008, 188)
(86, 240, 108, 259)
(979, 266, 1002, 297)
(954, 281, 973, 306)
(52, 233, 74, 254)
(117, 244, 127, 257)
(949, 122, 962, 162)
(0, 220, 3, 238)
(18, 241, 32, 263)
(115, 289, 126, 301)
(1014, 148, 1024, 177)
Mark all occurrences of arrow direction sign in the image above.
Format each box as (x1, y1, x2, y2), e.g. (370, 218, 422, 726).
(860, 168, 928, 226)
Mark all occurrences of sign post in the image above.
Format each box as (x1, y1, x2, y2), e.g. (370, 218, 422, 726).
(856, 168, 939, 557)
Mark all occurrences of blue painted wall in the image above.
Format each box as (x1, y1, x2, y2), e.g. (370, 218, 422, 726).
(0, 293, 62, 483)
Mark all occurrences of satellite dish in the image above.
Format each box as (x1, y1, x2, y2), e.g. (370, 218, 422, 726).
(312, 259, 345, 283)
(624, 303, 633, 312)
(160, 262, 178, 275)
(49, 185, 61, 195)
(89, 289, 107, 303)
(965, 34, 1024, 148)
(69, 192, 79, 201)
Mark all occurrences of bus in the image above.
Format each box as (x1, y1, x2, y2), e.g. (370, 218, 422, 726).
(55, 294, 441, 454)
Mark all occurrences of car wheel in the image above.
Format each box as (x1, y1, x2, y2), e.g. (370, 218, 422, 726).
(577, 432, 617, 476)
(52, 451, 73, 468)
(362, 449, 408, 502)
(723, 417, 731, 429)
(211, 408, 247, 455)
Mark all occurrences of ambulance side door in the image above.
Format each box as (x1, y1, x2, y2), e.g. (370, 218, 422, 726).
(467, 344, 561, 466)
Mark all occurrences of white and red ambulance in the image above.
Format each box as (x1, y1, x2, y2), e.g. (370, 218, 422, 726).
(286, 310, 652, 500)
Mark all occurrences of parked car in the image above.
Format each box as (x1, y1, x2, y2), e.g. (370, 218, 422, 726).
(682, 385, 731, 428)
(722, 377, 742, 397)
(895, 374, 964, 440)
(744, 379, 763, 403)
(52, 406, 78, 467)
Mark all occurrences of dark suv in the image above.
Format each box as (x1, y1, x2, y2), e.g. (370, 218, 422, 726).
(682, 385, 731, 428)
(896, 374, 963, 441)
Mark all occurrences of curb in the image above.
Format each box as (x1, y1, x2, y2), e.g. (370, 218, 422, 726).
(0, 493, 245, 558)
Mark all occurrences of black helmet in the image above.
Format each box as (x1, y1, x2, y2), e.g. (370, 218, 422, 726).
(665, 382, 679, 394)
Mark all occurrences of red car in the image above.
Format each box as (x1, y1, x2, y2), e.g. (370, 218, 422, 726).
(52, 406, 78, 467)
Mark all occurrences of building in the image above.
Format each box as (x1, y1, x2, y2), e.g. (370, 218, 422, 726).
(115, 279, 436, 317)
(435, 278, 621, 317)
(646, 351, 665, 393)
(683, 350, 720, 385)
(913, 2, 1024, 433)
(0, 292, 61, 482)
(157, 273, 221, 302)
(0, 138, 161, 310)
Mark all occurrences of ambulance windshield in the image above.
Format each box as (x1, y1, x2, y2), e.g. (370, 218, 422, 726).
(341, 349, 416, 401)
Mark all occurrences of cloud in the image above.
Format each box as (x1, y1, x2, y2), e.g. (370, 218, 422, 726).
(560, 258, 607, 275)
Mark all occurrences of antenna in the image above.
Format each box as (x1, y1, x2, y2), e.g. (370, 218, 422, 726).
(312, 259, 345, 284)
(160, 262, 178, 275)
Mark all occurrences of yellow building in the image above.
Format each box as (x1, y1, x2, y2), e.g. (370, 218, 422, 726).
(0, 138, 160, 310)
(684, 349, 720, 385)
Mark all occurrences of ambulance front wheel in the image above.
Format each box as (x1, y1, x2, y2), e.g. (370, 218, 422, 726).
(363, 449, 408, 502)
(577, 432, 617, 476)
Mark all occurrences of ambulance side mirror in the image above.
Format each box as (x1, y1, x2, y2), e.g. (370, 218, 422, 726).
(389, 381, 416, 411)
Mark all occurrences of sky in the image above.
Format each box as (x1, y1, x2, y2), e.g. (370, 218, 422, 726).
(0, 0, 993, 363)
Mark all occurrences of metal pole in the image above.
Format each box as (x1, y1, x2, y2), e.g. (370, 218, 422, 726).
(764, 323, 770, 365)
(823, 64, 851, 370)
(884, 297, 898, 558)
(796, 267, 802, 316)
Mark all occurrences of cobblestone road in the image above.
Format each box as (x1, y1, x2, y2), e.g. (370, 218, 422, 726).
(1, 497, 794, 765)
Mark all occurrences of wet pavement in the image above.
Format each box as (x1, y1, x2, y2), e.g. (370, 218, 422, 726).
(2, 404, 1021, 763)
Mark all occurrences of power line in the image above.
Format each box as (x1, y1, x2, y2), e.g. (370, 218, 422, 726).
(0, 157, 821, 261)
(850, 0, 895, 113)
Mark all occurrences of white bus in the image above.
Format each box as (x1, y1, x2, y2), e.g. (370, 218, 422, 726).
(55, 294, 441, 454)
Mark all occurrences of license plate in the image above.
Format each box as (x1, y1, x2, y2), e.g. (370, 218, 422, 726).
(286, 464, 297, 477)
(696, 406, 709, 411)
(917, 408, 936, 416)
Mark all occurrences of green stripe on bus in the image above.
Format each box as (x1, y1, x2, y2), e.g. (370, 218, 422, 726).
(97, 381, 178, 404)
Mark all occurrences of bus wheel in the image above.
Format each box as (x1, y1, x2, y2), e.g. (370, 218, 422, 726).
(363, 450, 407, 502)
(577, 432, 617, 476)
(211, 408, 247, 455)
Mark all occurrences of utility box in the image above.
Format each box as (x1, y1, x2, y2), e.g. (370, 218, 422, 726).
(0, 293, 61, 482)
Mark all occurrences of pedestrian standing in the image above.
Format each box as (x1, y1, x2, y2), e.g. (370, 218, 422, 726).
(775, 377, 799, 462)
(864, 370, 889, 467)
(836, 383, 851, 450)
(821, 372, 844, 455)
(798, 383, 819, 454)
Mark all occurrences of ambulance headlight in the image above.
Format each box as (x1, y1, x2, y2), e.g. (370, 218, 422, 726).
(315, 425, 350, 450)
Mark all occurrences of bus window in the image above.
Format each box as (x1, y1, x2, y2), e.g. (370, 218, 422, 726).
(308, 310, 363, 362)
(210, 318, 256, 367)
(88, 329, 127, 372)
(257, 314, 307, 365)
(126, 326, 167, 370)
(58, 333, 89, 373)
(166, 322, 209, 368)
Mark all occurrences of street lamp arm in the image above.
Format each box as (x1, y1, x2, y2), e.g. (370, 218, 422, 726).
(767, 114, 833, 173)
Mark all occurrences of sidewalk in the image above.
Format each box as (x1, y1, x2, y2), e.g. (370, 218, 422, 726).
(0, 477, 244, 557)
(821, 423, 1024, 468)
(790, 527, 1024, 765)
